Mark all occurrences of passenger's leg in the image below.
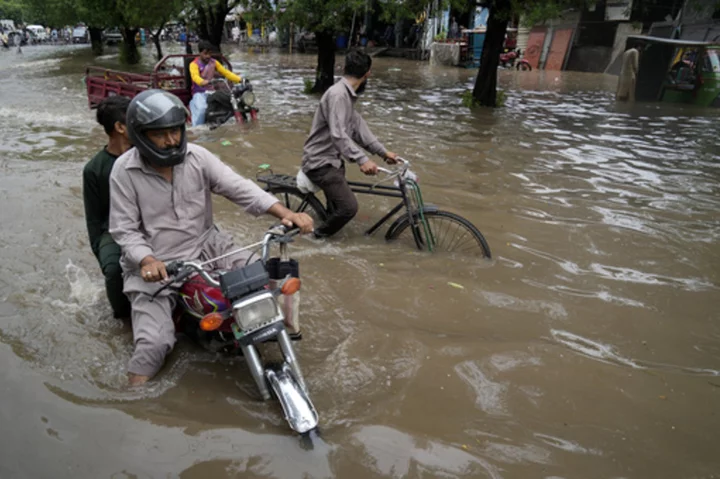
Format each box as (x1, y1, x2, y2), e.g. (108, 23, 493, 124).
(126, 291, 177, 384)
(190, 92, 208, 126)
(305, 164, 358, 237)
(98, 238, 131, 319)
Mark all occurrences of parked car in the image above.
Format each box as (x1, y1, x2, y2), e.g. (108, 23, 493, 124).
(72, 25, 89, 44)
(103, 27, 122, 45)
(26, 25, 47, 42)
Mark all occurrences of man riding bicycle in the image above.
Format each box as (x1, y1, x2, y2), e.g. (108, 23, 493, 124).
(301, 50, 398, 238)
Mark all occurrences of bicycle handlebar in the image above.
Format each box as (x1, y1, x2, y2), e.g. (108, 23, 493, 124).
(377, 157, 409, 176)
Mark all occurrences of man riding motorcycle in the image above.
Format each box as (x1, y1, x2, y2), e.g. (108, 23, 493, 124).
(109, 90, 313, 386)
(189, 40, 242, 126)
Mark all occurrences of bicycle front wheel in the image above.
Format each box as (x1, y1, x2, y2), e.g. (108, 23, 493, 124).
(387, 210, 492, 258)
(266, 186, 328, 224)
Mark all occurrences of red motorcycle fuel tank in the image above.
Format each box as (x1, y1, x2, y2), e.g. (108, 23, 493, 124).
(177, 274, 233, 331)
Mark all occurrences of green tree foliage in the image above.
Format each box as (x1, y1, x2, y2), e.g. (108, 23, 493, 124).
(240, 0, 273, 26)
(259, 0, 364, 93)
(16, 0, 185, 63)
(19, 0, 79, 27)
(186, 0, 241, 47)
(379, 0, 469, 24)
(118, 0, 185, 60)
(259, 0, 472, 93)
(0, 0, 26, 24)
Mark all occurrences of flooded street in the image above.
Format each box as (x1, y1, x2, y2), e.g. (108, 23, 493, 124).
(1, 43, 719, 478)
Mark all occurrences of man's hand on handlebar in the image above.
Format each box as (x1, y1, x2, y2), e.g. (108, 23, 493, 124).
(281, 212, 314, 234)
(360, 159, 378, 176)
(140, 255, 169, 282)
(268, 202, 314, 234)
(384, 151, 399, 164)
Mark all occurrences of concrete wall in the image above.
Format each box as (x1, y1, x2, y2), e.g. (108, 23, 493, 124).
(681, 0, 718, 23)
(566, 45, 614, 72)
(429, 42, 461, 66)
(604, 22, 642, 74)
(605, 0, 632, 21)
(516, 26, 530, 53)
(681, 23, 720, 42)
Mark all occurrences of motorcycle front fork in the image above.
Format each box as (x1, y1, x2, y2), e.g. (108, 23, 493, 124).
(240, 329, 308, 401)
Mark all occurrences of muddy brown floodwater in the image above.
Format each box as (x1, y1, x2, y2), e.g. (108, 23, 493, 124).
(0, 43, 719, 478)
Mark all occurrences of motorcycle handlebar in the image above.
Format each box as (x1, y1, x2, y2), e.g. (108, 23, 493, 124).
(267, 224, 299, 236)
(165, 260, 182, 277)
(159, 226, 299, 293)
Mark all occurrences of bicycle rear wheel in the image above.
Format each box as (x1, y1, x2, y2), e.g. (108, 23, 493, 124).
(266, 186, 328, 224)
(387, 210, 492, 258)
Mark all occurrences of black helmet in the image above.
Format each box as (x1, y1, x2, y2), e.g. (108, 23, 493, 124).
(127, 89, 188, 167)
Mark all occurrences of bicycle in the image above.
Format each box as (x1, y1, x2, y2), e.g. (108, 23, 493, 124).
(256, 159, 492, 258)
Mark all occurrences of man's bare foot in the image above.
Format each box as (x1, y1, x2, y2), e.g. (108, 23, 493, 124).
(128, 373, 150, 386)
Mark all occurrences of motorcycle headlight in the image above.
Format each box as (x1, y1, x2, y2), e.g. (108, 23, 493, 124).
(232, 291, 282, 332)
(241, 90, 255, 107)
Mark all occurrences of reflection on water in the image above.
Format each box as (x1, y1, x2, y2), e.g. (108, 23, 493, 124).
(1, 44, 719, 478)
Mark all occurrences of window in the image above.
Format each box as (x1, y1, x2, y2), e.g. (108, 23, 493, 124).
(703, 49, 720, 73)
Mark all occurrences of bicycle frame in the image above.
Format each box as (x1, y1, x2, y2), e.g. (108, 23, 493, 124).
(277, 169, 415, 236)
(258, 160, 437, 251)
(346, 179, 410, 237)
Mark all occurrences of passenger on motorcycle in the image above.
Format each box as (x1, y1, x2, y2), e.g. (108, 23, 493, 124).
(189, 40, 242, 126)
(109, 90, 313, 386)
(83, 96, 133, 320)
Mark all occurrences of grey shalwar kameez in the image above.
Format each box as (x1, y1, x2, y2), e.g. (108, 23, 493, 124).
(301, 78, 387, 236)
(109, 143, 279, 377)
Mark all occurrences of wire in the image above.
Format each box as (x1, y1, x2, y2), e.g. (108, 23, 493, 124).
(244, 244, 264, 266)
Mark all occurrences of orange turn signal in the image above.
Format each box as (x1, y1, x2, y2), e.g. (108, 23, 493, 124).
(200, 312, 224, 331)
(281, 277, 301, 295)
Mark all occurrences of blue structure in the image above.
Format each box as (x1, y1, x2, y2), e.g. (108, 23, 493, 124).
(466, 32, 485, 68)
(474, 8, 489, 29)
(465, 7, 489, 68)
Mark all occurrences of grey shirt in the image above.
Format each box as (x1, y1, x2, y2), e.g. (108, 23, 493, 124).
(302, 78, 387, 173)
(109, 143, 279, 277)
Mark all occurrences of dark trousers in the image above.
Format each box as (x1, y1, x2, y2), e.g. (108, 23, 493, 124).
(305, 163, 358, 237)
(96, 233, 131, 319)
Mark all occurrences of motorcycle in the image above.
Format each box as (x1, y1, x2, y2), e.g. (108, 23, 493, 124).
(154, 225, 318, 435)
(500, 48, 532, 71)
(205, 77, 259, 130)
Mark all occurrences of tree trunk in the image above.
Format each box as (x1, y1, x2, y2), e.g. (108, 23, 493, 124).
(89, 27, 104, 56)
(312, 31, 336, 94)
(120, 27, 140, 65)
(195, 6, 210, 41)
(471, 0, 511, 107)
(196, 1, 230, 49)
(152, 23, 166, 61)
